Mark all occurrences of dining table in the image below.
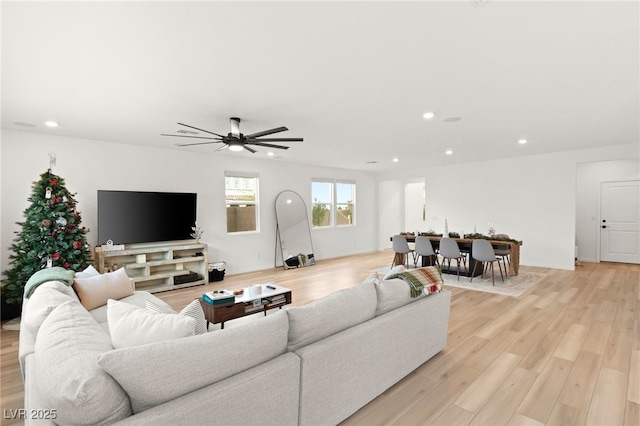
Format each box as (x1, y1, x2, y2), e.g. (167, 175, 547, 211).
(392, 234, 522, 277)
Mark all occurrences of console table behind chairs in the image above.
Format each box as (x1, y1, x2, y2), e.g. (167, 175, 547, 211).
(390, 235, 522, 277)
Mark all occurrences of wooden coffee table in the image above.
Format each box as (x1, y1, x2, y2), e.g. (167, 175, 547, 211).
(200, 284, 292, 329)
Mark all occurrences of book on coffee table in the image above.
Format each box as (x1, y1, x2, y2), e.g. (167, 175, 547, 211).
(203, 290, 234, 305)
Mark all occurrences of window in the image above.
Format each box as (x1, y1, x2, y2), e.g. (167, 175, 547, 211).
(335, 182, 355, 226)
(311, 180, 356, 228)
(225, 172, 259, 233)
(311, 181, 332, 227)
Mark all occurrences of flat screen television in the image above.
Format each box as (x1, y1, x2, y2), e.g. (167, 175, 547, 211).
(97, 190, 197, 245)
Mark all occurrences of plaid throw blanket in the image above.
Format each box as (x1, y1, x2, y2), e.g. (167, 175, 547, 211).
(387, 266, 443, 298)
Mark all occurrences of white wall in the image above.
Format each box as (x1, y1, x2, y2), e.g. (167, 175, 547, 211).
(3, 129, 638, 275)
(376, 143, 639, 270)
(404, 180, 426, 233)
(576, 159, 640, 262)
(1, 130, 378, 275)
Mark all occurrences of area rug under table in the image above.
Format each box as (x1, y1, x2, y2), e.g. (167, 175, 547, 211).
(441, 270, 546, 297)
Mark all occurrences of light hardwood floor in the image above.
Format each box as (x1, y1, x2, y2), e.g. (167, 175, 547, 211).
(1, 250, 638, 425)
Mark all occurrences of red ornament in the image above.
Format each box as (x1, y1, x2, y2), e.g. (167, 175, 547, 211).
(52, 253, 61, 260)
(63, 262, 71, 268)
(73, 241, 82, 249)
(49, 179, 57, 186)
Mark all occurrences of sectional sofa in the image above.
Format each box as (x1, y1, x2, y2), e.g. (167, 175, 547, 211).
(19, 266, 451, 425)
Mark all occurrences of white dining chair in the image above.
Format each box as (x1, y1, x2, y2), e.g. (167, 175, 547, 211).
(414, 236, 438, 267)
(470, 239, 504, 285)
(439, 238, 465, 280)
(391, 234, 415, 268)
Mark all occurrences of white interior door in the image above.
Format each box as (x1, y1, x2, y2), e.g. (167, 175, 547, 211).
(600, 180, 640, 263)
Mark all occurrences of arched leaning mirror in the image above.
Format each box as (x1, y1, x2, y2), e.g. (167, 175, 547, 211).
(275, 190, 315, 269)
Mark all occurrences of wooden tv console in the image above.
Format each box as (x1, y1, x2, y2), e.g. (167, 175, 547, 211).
(95, 241, 208, 293)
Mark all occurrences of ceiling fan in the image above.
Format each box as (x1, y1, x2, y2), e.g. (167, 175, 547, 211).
(162, 117, 303, 153)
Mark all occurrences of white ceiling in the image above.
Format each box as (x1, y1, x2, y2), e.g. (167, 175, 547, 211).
(2, 1, 639, 172)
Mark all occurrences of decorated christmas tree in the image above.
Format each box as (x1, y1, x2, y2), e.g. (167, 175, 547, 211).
(1, 167, 92, 305)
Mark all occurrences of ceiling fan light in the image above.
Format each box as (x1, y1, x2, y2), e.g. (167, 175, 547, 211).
(228, 142, 243, 152)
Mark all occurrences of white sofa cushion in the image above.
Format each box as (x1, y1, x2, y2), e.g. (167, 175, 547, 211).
(107, 299, 196, 348)
(21, 281, 79, 337)
(34, 300, 132, 425)
(285, 281, 377, 352)
(98, 309, 289, 413)
(90, 291, 173, 325)
(146, 298, 208, 335)
(73, 267, 134, 310)
(74, 264, 100, 279)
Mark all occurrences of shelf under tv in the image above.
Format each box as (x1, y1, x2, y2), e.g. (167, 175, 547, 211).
(95, 241, 208, 293)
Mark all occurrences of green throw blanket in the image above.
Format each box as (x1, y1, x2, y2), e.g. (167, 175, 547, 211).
(24, 267, 75, 299)
(386, 266, 443, 298)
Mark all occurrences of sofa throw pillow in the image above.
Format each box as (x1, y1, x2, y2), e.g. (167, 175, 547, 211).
(146, 299, 207, 335)
(73, 267, 134, 310)
(107, 299, 195, 348)
(387, 266, 443, 297)
(34, 300, 132, 425)
(382, 265, 406, 280)
(285, 281, 377, 352)
(74, 264, 100, 279)
(99, 310, 289, 413)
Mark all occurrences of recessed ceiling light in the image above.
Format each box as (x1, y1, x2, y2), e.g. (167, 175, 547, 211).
(45, 121, 59, 127)
(267, 151, 275, 156)
(518, 139, 528, 145)
(393, 158, 399, 163)
(443, 117, 462, 123)
(445, 150, 453, 155)
(422, 112, 435, 120)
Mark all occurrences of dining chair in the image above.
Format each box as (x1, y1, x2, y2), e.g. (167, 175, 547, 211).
(493, 243, 511, 276)
(439, 238, 466, 280)
(470, 239, 504, 285)
(414, 236, 439, 267)
(391, 234, 415, 268)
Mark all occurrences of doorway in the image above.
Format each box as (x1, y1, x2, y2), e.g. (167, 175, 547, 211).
(600, 180, 640, 264)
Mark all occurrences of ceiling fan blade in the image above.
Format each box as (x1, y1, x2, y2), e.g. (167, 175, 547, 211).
(244, 126, 288, 139)
(215, 144, 228, 152)
(175, 140, 224, 147)
(251, 137, 304, 142)
(243, 145, 257, 153)
(162, 134, 221, 140)
(177, 123, 226, 138)
(248, 141, 290, 150)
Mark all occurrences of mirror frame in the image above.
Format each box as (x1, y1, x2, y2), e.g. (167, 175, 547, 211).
(274, 190, 315, 269)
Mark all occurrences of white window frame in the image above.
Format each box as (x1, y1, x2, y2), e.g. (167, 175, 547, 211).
(225, 171, 260, 234)
(311, 180, 333, 228)
(311, 179, 356, 229)
(335, 180, 356, 227)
